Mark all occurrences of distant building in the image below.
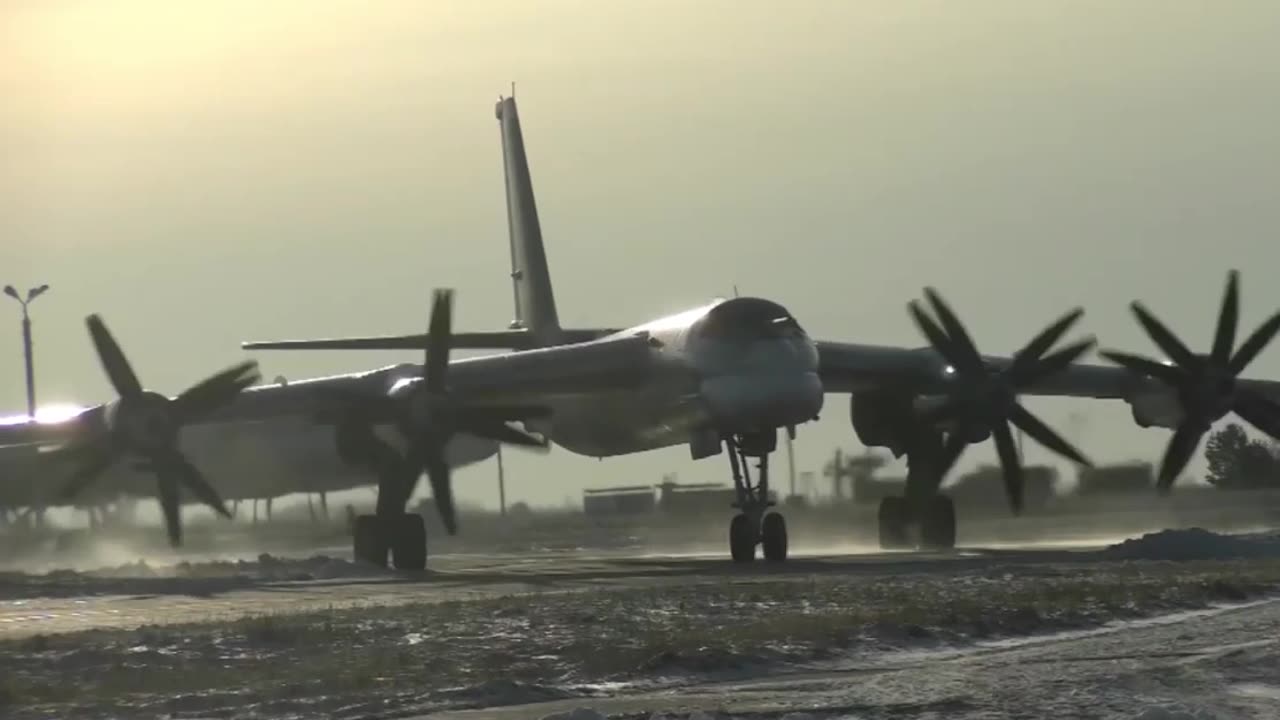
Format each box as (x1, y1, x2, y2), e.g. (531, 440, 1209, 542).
(658, 481, 744, 514)
(1076, 462, 1154, 495)
(583, 486, 657, 517)
(945, 463, 1057, 509)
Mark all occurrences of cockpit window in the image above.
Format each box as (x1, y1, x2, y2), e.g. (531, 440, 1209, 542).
(693, 297, 803, 340)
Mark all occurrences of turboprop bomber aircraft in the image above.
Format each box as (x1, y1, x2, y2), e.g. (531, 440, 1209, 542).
(5, 94, 1280, 570)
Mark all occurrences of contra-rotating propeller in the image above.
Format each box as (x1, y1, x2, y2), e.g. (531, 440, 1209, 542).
(359, 289, 550, 535)
(53, 315, 260, 546)
(1100, 270, 1280, 492)
(327, 286, 547, 532)
(908, 289, 1096, 512)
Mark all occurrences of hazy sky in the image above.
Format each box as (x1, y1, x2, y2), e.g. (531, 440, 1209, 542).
(4, 1, 1280, 509)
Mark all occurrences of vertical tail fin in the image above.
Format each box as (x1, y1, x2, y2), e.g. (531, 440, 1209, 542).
(496, 93, 562, 346)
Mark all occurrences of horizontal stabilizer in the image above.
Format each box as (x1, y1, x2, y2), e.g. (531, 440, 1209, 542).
(242, 328, 622, 352)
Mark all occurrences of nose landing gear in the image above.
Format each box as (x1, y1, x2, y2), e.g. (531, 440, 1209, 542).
(726, 430, 789, 563)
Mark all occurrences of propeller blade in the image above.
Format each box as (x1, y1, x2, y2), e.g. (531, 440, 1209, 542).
(936, 426, 971, 481)
(464, 421, 548, 447)
(1210, 270, 1240, 366)
(173, 361, 261, 422)
(1156, 422, 1205, 493)
(991, 420, 1024, 514)
(425, 289, 453, 393)
(1008, 402, 1093, 466)
(59, 446, 119, 500)
(155, 470, 183, 547)
(1229, 311, 1280, 376)
(164, 452, 232, 519)
(86, 315, 144, 399)
(1130, 302, 1199, 369)
(1011, 337, 1096, 386)
(908, 300, 967, 373)
(1008, 308, 1085, 379)
(425, 448, 456, 535)
(1099, 350, 1185, 385)
(923, 288, 985, 374)
(1233, 391, 1280, 443)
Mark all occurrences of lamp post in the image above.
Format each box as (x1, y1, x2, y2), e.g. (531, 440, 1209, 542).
(496, 445, 507, 516)
(3, 284, 49, 419)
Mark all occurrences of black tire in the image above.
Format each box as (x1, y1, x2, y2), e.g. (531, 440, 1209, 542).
(729, 513, 756, 563)
(919, 495, 957, 550)
(877, 497, 910, 550)
(391, 513, 428, 570)
(761, 512, 788, 562)
(353, 515, 388, 567)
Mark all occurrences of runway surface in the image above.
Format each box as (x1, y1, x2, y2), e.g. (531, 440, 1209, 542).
(0, 542, 1107, 639)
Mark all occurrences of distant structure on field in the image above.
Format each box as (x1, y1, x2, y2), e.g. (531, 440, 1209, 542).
(824, 448, 889, 500)
(582, 473, 769, 518)
(1075, 462, 1155, 495)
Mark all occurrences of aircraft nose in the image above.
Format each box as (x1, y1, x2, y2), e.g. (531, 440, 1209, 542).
(700, 370, 824, 434)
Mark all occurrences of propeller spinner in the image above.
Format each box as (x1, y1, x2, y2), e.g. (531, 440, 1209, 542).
(1101, 270, 1280, 492)
(908, 289, 1096, 512)
(55, 315, 260, 546)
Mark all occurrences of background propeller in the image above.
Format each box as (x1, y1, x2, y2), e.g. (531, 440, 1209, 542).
(53, 315, 259, 546)
(1100, 270, 1280, 492)
(381, 290, 549, 534)
(909, 289, 1096, 512)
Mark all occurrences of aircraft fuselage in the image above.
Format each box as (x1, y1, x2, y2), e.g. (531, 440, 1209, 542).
(529, 296, 824, 457)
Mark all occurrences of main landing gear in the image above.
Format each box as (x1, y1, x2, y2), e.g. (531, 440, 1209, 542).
(341, 423, 429, 571)
(725, 430, 789, 563)
(877, 429, 957, 551)
(353, 510, 426, 571)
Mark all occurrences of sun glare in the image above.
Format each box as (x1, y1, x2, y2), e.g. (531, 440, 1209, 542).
(0, 403, 89, 425)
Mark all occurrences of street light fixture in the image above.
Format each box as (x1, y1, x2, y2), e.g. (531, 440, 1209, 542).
(4, 283, 50, 419)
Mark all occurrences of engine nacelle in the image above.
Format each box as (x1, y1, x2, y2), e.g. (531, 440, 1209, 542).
(849, 391, 917, 452)
(1126, 388, 1184, 429)
(334, 420, 386, 468)
(850, 391, 990, 454)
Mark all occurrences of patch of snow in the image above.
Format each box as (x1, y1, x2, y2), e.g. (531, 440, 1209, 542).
(539, 709, 607, 720)
(437, 679, 576, 707)
(1103, 527, 1280, 561)
(1129, 703, 1219, 720)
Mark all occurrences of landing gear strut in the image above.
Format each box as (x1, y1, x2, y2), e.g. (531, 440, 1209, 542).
(726, 430, 789, 563)
(342, 423, 429, 571)
(877, 429, 957, 551)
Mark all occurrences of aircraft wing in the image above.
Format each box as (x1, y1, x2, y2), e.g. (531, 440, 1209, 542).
(241, 327, 623, 351)
(815, 341, 1135, 398)
(817, 340, 1280, 401)
(0, 332, 660, 450)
